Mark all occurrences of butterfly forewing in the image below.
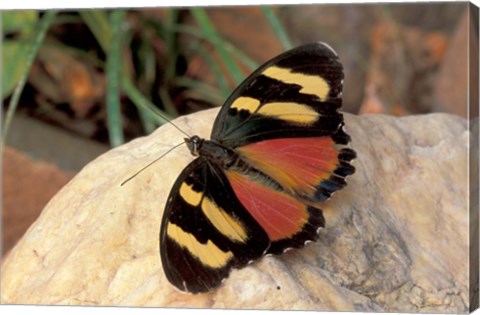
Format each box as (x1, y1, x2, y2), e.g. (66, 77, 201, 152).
(211, 42, 345, 147)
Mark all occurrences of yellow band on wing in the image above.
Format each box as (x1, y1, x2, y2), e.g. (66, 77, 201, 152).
(262, 66, 330, 101)
(202, 197, 248, 243)
(258, 102, 319, 124)
(167, 222, 233, 268)
(179, 182, 202, 206)
(231, 97, 261, 112)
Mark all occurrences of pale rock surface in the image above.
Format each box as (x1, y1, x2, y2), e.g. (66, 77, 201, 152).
(1, 108, 472, 312)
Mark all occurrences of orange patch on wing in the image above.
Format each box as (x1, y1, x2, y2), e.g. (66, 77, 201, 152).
(226, 171, 309, 241)
(237, 137, 338, 196)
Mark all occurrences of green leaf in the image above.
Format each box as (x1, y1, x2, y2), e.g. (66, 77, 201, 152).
(2, 40, 30, 98)
(2, 10, 58, 147)
(2, 10, 38, 35)
(1, 11, 40, 98)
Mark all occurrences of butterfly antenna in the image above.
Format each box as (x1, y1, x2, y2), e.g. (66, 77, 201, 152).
(120, 141, 185, 186)
(156, 109, 191, 138)
(168, 120, 191, 138)
(144, 102, 191, 138)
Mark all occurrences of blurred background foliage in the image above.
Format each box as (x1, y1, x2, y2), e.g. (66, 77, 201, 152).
(1, 4, 473, 149)
(2, 7, 293, 148)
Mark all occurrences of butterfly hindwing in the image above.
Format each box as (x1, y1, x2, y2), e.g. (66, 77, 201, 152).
(225, 169, 325, 255)
(160, 158, 270, 293)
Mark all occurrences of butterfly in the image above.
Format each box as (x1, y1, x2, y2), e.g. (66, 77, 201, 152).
(159, 42, 356, 294)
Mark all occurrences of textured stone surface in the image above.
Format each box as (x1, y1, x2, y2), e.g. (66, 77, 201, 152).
(0, 109, 471, 312)
(2, 147, 75, 257)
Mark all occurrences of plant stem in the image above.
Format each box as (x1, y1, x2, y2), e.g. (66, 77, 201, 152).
(261, 6, 292, 50)
(2, 10, 58, 149)
(122, 78, 173, 125)
(191, 8, 245, 85)
(106, 10, 126, 147)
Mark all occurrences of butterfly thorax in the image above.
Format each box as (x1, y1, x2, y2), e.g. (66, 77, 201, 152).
(185, 136, 238, 169)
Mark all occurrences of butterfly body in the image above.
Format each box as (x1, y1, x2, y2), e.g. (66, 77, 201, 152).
(160, 42, 356, 294)
(185, 136, 239, 169)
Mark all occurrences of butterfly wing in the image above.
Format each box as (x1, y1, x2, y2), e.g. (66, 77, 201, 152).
(211, 42, 345, 147)
(224, 169, 325, 255)
(160, 158, 270, 293)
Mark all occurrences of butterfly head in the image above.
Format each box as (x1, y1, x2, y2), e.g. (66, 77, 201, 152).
(185, 136, 204, 157)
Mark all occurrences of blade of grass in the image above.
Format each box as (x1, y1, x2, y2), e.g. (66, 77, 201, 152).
(261, 6, 292, 50)
(83, 9, 126, 145)
(79, 10, 111, 51)
(131, 12, 181, 124)
(190, 8, 244, 85)
(181, 24, 259, 71)
(122, 76, 173, 128)
(193, 43, 231, 99)
(159, 87, 179, 117)
(81, 9, 171, 129)
(43, 39, 105, 68)
(142, 18, 259, 71)
(173, 77, 225, 105)
(106, 10, 125, 147)
(137, 107, 157, 134)
(137, 30, 158, 134)
(163, 9, 179, 81)
(154, 10, 180, 118)
(139, 30, 156, 88)
(50, 14, 84, 25)
(122, 77, 174, 125)
(2, 10, 58, 148)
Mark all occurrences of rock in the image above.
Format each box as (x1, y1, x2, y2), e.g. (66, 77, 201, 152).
(2, 147, 75, 258)
(0, 109, 472, 312)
